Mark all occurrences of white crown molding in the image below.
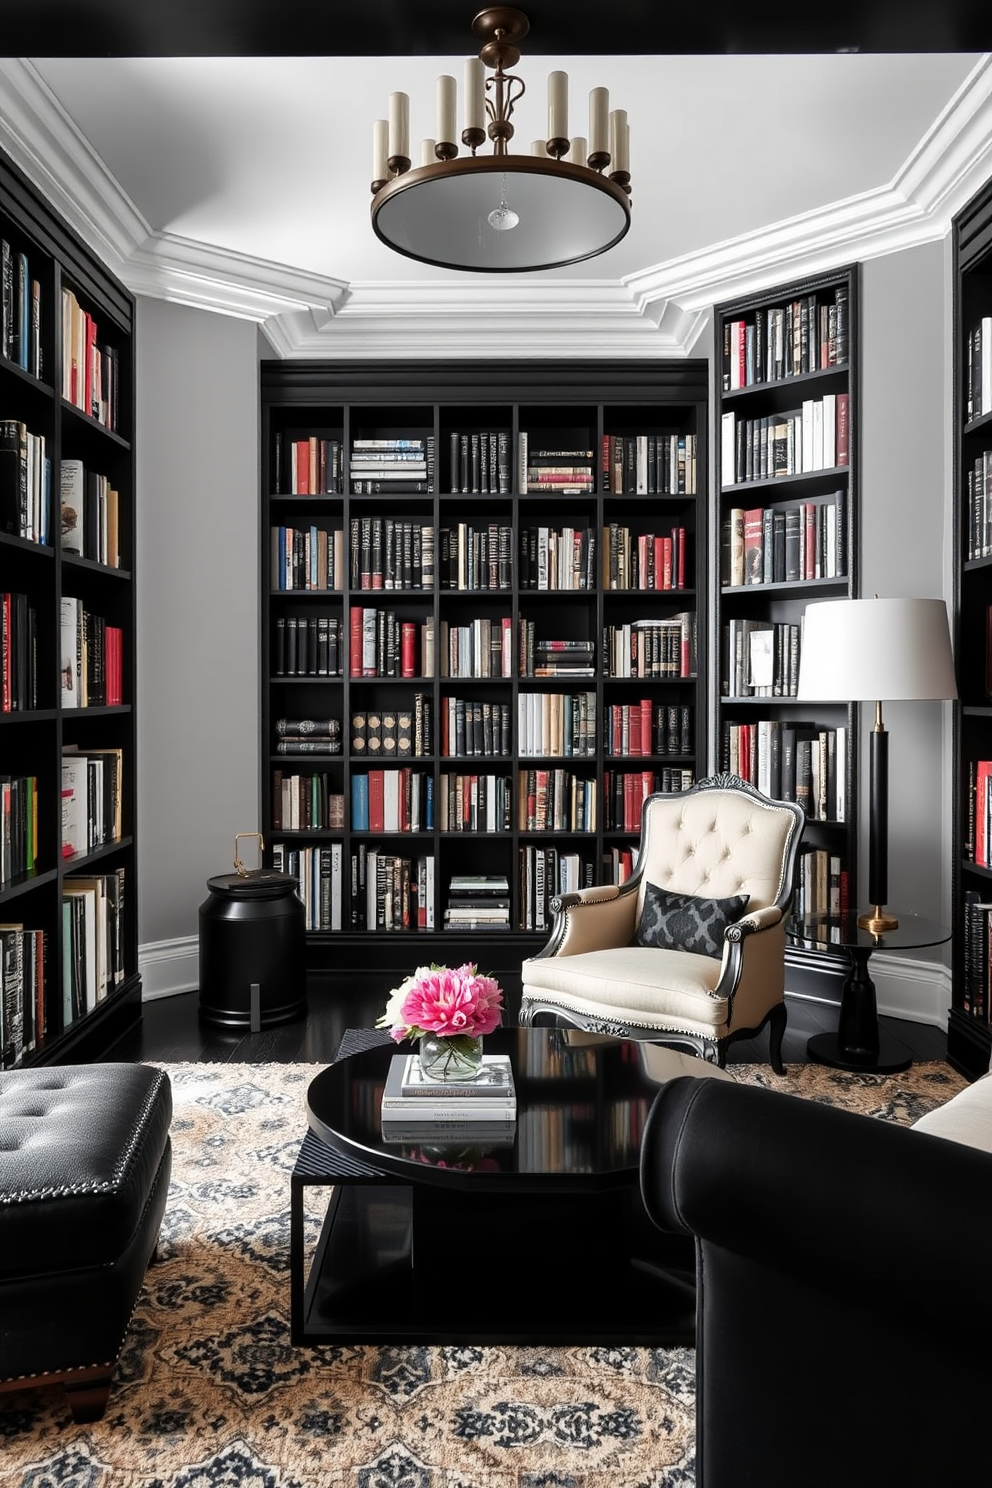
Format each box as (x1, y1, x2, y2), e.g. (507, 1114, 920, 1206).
(2, 54, 992, 356)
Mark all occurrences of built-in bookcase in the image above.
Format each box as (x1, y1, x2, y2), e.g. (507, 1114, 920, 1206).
(712, 268, 859, 954)
(0, 142, 138, 1067)
(951, 179, 992, 1079)
(260, 360, 707, 994)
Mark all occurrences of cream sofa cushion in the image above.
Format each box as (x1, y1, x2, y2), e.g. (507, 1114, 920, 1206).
(521, 945, 727, 1031)
(912, 1072, 992, 1156)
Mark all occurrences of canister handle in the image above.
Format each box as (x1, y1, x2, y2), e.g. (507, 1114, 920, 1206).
(233, 832, 265, 877)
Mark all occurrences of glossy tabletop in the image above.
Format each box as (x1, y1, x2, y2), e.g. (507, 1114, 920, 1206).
(306, 1026, 726, 1189)
(788, 911, 951, 956)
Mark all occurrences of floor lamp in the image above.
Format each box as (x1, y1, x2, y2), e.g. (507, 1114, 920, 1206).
(797, 596, 957, 932)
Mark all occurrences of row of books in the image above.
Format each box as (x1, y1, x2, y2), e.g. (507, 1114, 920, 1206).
(604, 701, 694, 758)
(518, 435, 595, 494)
(967, 760, 992, 867)
(0, 418, 51, 546)
(723, 494, 846, 587)
(281, 435, 345, 494)
(440, 522, 513, 591)
(351, 708, 416, 758)
(964, 449, 992, 560)
(271, 771, 345, 831)
(962, 889, 992, 1022)
(274, 717, 341, 756)
(723, 618, 801, 699)
(271, 841, 343, 930)
(274, 614, 344, 677)
(1, 239, 41, 378)
(722, 720, 847, 821)
(61, 287, 120, 432)
(965, 317, 992, 425)
(449, 431, 512, 495)
(604, 524, 687, 591)
(60, 598, 124, 708)
(518, 769, 597, 833)
(723, 285, 849, 390)
(603, 769, 695, 832)
(1, 591, 37, 712)
(351, 769, 433, 832)
(350, 609, 435, 679)
(792, 848, 848, 921)
(601, 433, 698, 495)
(350, 437, 432, 494)
(519, 626, 594, 678)
(720, 394, 850, 485)
(351, 517, 434, 590)
(270, 525, 346, 592)
(60, 460, 121, 567)
(440, 772, 513, 833)
(351, 846, 435, 930)
(518, 847, 594, 932)
(0, 924, 45, 1068)
(439, 616, 511, 679)
(0, 774, 37, 887)
(518, 691, 597, 758)
(603, 615, 696, 680)
(61, 869, 127, 1020)
(519, 525, 596, 592)
(61, 746, 123, 858)
(439, 696, 508, 758)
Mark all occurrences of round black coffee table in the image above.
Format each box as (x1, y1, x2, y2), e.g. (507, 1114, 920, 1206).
(295, 1027, 726, 1345)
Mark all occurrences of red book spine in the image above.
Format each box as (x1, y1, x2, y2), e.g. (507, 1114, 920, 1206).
(804, 504, 816, 581)
(836, 392, 849, 466)
(601, 433, 611, 490)
(2, 591, 11, 712)
(369, 770, 385, 832)
(641, 698, 653, 757)
(977, 762, 992, 866)
(676, 526, 686, 588)
(401, 621, 417, 678)
(349, 607, 363, 676)
(295, 439, 310, 494)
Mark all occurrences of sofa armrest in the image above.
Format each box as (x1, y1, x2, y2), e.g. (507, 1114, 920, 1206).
(529, 881, 639, 958)
(640, 1076, 992, 1333)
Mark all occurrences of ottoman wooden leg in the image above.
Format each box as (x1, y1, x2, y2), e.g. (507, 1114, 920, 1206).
(63, 1370, 114, 1423)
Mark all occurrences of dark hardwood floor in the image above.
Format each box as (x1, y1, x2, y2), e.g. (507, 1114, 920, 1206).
(107, 977, 949, 1067)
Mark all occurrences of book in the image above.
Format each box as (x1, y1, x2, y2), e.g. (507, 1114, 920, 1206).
(380, 1119, 516, 1145)
(388, 1051, 515, 1102)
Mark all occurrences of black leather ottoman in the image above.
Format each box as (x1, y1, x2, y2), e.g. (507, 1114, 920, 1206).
(0, 1062, 172, 1422)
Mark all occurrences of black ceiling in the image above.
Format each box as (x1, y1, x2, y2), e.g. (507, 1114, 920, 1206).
(5, 0, 992, 56)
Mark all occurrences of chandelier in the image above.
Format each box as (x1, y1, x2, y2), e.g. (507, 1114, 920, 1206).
(370, 6, 632, 273)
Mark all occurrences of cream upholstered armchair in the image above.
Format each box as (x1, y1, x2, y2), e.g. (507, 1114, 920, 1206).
(520, 775, 805, 1071)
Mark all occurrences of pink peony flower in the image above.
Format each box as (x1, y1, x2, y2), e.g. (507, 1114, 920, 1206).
(376, 962, 504, 1042)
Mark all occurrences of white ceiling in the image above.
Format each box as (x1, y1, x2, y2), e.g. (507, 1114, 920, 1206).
(5, 52, 992, 354)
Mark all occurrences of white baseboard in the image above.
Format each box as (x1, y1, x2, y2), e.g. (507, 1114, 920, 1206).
(139, 935, 198, 1001)
(789, 951, 951, 1028)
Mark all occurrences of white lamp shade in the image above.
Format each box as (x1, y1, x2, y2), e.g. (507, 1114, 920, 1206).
(797, 597, 958, 702)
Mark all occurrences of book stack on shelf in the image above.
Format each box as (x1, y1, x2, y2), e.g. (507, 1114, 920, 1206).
(380, 1048, 517, 1144)
(518, 436, 595, 495)
(0, 418, 51, 543)
(443, 874, 510, 932)
(350, 437, 433, 494)
(274, 716, 342, 756)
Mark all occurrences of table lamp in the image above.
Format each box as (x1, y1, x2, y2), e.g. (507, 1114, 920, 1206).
(796, 596, 957, 934)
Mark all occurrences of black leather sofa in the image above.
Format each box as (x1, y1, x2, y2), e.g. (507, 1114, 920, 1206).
(639, 1074, 992, 1488)
(0, 1063, 172, 1421)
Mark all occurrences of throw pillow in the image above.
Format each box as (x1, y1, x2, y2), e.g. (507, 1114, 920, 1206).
(635, 882, 750, 958)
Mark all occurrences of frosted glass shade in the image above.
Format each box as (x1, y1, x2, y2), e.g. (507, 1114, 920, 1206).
(371, 154, 630, 272)
(797, 597, 957, 702)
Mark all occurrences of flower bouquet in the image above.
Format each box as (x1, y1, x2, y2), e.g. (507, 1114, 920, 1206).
(377, 962, 504, 1081)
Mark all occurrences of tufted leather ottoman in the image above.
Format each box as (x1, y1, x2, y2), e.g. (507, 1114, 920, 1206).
(0, 1062, 172, 1422)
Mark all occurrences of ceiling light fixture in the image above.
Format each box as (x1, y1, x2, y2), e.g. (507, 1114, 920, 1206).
(370, 6, 632, 273)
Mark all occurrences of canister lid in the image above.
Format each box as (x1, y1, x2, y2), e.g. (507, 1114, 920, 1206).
(205, 870, 300, 899)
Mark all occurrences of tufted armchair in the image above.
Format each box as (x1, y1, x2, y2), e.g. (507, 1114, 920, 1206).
(519, 775, 805, 1070)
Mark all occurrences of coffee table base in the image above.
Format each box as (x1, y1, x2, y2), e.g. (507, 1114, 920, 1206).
(291, 1132, 695, 1346)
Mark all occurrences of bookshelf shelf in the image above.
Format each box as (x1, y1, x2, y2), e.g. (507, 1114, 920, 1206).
(951, 177, 992, 1077)
(261, 359, 707, 991)
(713, 267, 860, 940)
(0, 141, 139, 1069)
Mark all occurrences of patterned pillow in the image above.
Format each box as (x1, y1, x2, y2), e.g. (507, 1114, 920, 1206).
(635, 882, 750, 958)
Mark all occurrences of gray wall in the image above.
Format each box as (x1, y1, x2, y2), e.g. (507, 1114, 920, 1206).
(859, 242, 954, 928)
(136, 298, 260, 956)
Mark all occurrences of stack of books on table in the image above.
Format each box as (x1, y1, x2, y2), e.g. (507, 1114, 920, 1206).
(443, 874, 511, 931)
(380, 1051, 517, 1144)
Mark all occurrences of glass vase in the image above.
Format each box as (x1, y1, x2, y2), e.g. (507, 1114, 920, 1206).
(417, 1032, 484, 1083)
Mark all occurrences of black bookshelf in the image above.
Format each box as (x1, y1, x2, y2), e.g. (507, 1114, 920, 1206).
(712, 267, 860, 973)
(0, 142, 139, 1067)
(259, 359, 707, 993)
(950, 178, 992, 1079)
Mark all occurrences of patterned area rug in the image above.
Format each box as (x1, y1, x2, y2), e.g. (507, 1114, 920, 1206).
(0, 1055, 968, 1487)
